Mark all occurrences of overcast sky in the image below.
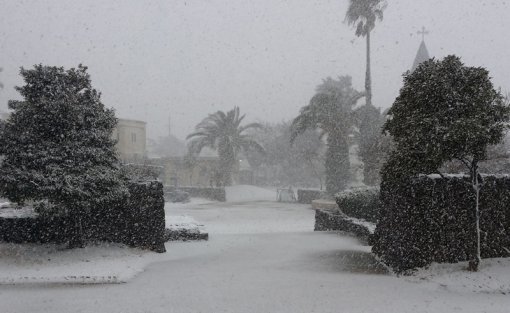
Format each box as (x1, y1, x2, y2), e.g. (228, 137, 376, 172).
(1, 0, 509, 140)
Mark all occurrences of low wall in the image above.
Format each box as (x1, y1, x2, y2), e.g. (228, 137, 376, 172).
(297, 189, 322, 204)
(164, 186, 226, 202)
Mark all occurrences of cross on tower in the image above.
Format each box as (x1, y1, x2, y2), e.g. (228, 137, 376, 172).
(418, 26, 429, 42)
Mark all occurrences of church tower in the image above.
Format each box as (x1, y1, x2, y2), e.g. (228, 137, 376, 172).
(411, 27, 431, 72)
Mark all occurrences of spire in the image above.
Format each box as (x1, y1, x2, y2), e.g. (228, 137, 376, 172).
(411, 27, 431, 72)
(411, 41, 430, 71)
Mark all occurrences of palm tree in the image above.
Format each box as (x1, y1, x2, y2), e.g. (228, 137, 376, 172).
(345, 0, 386, 107)
(186, 107, 264, 186)
(291, 76, 364, 195)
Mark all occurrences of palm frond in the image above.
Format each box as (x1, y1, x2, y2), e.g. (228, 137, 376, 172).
(345, 0, 387, 37)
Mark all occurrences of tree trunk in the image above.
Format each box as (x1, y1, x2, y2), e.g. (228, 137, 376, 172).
(468, 160, 482, 271)
(307, 156, 323, 191)
(365, 31, 372, 107)
(68, 209, 85, 249)
(218, 142, 235, 186)
(325, 132, 350, 195)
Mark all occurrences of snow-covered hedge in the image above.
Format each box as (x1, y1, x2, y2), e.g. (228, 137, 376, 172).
(372, 175, 510, 273)
(335, 187, 380, 223)
(0, 181, 166, 252)
(314, 209, 372, 242)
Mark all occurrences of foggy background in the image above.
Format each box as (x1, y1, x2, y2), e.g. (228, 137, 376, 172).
(0, 0, 509, 140)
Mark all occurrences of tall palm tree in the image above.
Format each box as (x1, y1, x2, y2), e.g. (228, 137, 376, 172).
(345, 0, 386, 107)
(187, 107, 264, 186)
(291, 76, 364, 194)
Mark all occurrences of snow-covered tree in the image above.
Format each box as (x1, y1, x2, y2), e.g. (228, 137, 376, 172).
(383, 55, 510, 271)
(186, 107, 264, 186)
(0, 64, 127, 247)
(291, 76, 364, 195)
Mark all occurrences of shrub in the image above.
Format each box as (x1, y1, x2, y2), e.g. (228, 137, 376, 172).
(0, 64, 127, 247)
(0, 181, 166, 252)
(335, 187, 380, 223)
(372, 175, 510, 273)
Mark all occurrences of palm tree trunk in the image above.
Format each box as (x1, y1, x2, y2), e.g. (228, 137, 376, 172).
(325, 132, 350, 195)
(365, 31, 372, 107)
(218, 143, 235, 186)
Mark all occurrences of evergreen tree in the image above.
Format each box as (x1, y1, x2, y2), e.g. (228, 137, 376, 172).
(382, 55, 510, 271)
(0, 64, 127, 247)
(291, 76, 363, 195)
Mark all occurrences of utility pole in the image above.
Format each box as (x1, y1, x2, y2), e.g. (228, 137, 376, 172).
(0, 67, 4, 90)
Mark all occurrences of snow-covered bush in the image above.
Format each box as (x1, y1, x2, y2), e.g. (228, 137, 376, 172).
(381, 55, 510, 271)
(335, 187, 380, 223)
(0, 64, 128, 247)
(372, 175, 510, 273)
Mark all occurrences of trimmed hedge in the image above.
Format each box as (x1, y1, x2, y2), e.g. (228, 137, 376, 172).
(297, 189, 322, 204)
(0, 181, 166, 252)
(335, 187, 380, 223)
(165, 186, 225, 202)
(314, 209, 371, 242)
(372, 175, 510, 273)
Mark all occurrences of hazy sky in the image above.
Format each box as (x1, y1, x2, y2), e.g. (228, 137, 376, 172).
(1, 0, 509, 140)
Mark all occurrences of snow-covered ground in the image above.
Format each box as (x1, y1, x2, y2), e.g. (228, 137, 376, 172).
(0, 185, 509, 312)
(225, 184, 277, 202)
(408, 258, 510, 294)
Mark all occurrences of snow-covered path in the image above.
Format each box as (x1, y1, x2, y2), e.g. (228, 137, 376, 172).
(0, 186, 509, 313)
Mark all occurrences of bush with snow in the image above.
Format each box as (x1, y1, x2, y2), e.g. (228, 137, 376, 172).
(372, 175, 510, 273)
(0, 64, 128, 247)
(335, 187, 380, 223)
(381, 55, 510, 271)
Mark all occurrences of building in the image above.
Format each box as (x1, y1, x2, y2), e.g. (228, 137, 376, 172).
(411, 27, 431, 72)
(112, 118, 147, 162)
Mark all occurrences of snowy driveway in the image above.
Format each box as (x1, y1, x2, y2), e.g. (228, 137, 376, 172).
(0, 186, 509, 313)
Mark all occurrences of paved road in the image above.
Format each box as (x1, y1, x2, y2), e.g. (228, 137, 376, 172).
(0, 198, 508, 313)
